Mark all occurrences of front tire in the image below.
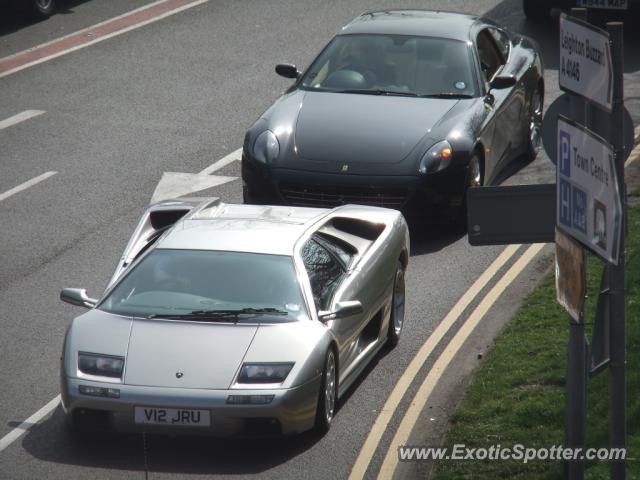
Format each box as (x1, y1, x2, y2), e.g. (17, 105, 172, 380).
(314, 349, 337, 435)
(387, 261, 406, 347)
(32, 0, 55, 16)
(454, 153, 483, 230)
(526, 85, 543, 162)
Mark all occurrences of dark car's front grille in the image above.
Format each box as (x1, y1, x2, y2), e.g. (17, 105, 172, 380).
(279, 184, 408, 209)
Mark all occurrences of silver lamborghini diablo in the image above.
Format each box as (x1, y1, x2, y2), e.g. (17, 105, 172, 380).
(60, 198, 409, 436)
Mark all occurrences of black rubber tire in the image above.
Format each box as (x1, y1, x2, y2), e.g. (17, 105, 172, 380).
(10, 0, 55, 19)
(523, 0, 551, 20)
(525, 84, 544, 162)
(387, 261, 405, 348)
(314, 349, 337, 435)
(242, 184, 253, 204)
(454, 153, 483, 231)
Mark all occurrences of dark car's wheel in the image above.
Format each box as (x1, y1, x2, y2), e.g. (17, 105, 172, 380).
(387, 261, 405, 347)
(32, 0, 55, 17)
(523, 0, 551, 20)
(454, 152, 483, 229)
(10, 0, 55, 19)
(242, 184, 254, 204)
(526, 85, 543, 162)
(314, 348, 337, 434)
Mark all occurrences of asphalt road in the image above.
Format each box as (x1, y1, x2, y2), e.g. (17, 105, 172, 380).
(0, 1, 638, 479)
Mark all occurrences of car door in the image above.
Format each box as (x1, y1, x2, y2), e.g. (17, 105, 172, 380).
(475, 28, 516, 183)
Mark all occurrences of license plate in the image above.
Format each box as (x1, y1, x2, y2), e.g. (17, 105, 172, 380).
(577, 0, 628, 9)
(134, 406, 211, 427)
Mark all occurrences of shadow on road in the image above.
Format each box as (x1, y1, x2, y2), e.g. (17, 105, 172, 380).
(20, 406, 327, 475)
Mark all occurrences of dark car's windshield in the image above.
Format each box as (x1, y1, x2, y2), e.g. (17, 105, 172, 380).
(99, 249, 308, 322)
(300, 34, 477, 98)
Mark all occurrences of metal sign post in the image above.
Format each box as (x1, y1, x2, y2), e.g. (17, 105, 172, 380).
(561, 12, 588, 474)
(607, 21, 626, 480)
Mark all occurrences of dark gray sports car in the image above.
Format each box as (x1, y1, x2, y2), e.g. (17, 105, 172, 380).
(242, 10, 544, 220)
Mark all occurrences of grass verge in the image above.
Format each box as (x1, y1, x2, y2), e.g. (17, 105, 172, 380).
(433, 205, 640, 479)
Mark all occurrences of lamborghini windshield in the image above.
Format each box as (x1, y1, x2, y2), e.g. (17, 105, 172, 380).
(99, 249, 308, 322)
(300, 34, 477, 98)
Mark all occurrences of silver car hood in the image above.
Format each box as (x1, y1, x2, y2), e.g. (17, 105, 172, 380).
(124, 319, 257, 389)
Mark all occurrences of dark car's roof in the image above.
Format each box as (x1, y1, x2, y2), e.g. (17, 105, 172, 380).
(340, 10, 481, 41)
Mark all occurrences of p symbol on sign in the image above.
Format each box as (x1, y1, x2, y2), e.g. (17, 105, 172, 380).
(559, 130, 571, 177)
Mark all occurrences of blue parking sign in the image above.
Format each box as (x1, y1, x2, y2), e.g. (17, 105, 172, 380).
(572, 186, 587, 234)
(559, 130, 571, 177)
(559, 179, 572, 228)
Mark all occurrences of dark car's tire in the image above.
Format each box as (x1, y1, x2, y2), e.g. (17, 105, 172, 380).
(10, 0, 55, 19)
(454, 152, 483, 230)
(523, 0, 551, 20)
(387, 261, 405, 348)
(32, 0, 55, 17)
(314, 348, 337, 435)
(526, 85, 544, 162)
(242, 184, 254, 204)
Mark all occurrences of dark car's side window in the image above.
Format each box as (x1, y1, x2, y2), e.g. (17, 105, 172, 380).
(301, 238, 346, 311)
(476, 29, 506, 82)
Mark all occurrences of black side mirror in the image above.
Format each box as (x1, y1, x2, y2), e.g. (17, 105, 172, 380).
(489, 75, 517, 90)
(275, 64, 300, 79)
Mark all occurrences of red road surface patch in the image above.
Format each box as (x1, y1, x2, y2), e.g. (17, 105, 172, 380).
(0, 0, 205, 77)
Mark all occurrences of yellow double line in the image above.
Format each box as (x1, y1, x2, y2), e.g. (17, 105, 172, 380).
(349, 243, 545, 479)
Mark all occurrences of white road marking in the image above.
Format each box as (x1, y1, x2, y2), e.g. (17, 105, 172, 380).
(199, 147, 242, 174)
(349, 244, 522, 480)
(0, 0, 210, 79)
(0, 395, 60, 453)
(376, 243, 546, 480)
(0, 110, 45, 130)
(150, 148, 241, 203)
(150, 172, 236, 203)
(0, 171, 57, 203)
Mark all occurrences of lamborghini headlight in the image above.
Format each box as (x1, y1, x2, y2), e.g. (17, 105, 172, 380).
(252, 130, 280, 164)
(419, 140, 453, 174)
(78, 352, 124, 378)
(237, 363, 294, 384)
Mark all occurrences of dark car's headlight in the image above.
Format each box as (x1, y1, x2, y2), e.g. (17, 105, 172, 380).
(237, 363, 293, 384)
(419, 140, 453, 174)
(252, 130, 280, 164)
(78, 352, 124, 378)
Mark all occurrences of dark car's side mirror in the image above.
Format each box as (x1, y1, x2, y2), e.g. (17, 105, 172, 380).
(275, 63, 300, 79)
(489, 75, 517, 90)
(60, 288, 97, 309)
(318, 301, 364, 321)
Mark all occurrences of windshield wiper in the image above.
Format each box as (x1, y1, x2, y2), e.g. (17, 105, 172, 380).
(147, 307, 289, 321)
(338, 88, 419, 97)
(419, 92, 474, 99)
(190, 307, 289, 316)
